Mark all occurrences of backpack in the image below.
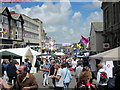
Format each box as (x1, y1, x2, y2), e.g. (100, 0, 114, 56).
(100, 72, 108, 83)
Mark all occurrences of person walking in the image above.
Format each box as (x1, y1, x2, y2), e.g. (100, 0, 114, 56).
(6, 60, 17, 89)
(2, 60, 9, 82)
(51, 63, 64, 90)
(49, 60, 56, 88)
(24, 58, 32, 73)
(42, 60, 50, 87)
(35, 58, 41, 72)
(96, 64, 108, 90)
(75, 62, 83, 82)
(71, 58, 77, 71)
(77, 66, 94, 90)
(16, 65, 38, 90)
(62, 64, 72, 90)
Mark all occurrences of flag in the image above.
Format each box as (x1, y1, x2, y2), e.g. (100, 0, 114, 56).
(2, 29, 7, 34)
(24, 33, 28, 37)
(81, 35, 89, 45)
(76, 43, 82, 49)
(2, 26, 8, 34)
(5, 26, 8, 32)
(86, 43, 89, 49)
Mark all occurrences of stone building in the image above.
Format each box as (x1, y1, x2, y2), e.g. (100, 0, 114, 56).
(101, 2, 120, 49)
(89, 22, 104, 52)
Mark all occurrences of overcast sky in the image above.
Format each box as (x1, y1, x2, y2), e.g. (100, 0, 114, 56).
(2, 0, 103, 44)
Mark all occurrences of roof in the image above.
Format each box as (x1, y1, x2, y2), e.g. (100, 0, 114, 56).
(11, 14, 21, 20)
(0, 50, 22, 59)
(91, 22, 103, 32)
(11, 14, 24, 22)
(0, 7, 7, 14)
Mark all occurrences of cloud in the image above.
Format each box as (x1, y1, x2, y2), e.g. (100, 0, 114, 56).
(80, 2, 101, 10)
(8, 2, 103, 44)
(79, 11, 103, 37)
(72, 12, 82, 23)
(9, 4, 29, 15)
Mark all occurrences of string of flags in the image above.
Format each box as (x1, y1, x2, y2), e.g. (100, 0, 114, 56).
(76, 35, 89, 50)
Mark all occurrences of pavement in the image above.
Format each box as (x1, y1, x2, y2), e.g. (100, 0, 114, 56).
(34, 71, 76, 89)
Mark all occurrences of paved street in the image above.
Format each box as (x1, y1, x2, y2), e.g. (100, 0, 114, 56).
(34, 71, 76, 89)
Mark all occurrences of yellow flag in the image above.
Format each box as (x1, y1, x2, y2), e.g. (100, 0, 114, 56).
(2, 29, 7, 34)
(76, 43, 82, 49)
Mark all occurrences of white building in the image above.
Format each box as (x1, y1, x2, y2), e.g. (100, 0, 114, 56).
(22, 14, 42, 47)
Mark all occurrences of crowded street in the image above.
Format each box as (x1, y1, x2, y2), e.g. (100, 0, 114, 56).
(0, 0, 120, 90)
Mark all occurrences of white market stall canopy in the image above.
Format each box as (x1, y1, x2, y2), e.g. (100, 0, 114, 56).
(0, 47, 41, 66)
(54, 52, 65, 56)
(89, 46, 120, 61)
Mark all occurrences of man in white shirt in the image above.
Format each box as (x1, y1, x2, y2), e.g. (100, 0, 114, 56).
(52, 63, 64, 90)
(75, 62, 83, 82)
(96, 64, 108, 90)
(71, 59, 77, 71)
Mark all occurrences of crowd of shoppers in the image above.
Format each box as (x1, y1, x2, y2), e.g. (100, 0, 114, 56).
(1, 54, 120, 90)
(39, 55, 120, 90)
(1, 58, 38, 90)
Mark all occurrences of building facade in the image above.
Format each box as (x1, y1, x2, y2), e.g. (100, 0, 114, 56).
(0, 7, 24, 49)
(101, 2, 120, 49)
(0, 6, 54, 53)
(89, 22, 104, 52)
(22, 14, 42, 47)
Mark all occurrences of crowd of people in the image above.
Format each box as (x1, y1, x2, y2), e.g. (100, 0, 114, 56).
(1, 58, 37, 90)
(35, 55, 120, 90)
(1, 54, 120, 90)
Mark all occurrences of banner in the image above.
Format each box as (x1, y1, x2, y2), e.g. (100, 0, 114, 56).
(81, 35, 89, 45)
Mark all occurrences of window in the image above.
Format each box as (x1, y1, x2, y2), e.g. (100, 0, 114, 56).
(17, 21, 21, 28)
(106, 10, 109, 28)
(113, 4, 116, 24)
(118, 2, 120, 23)
(0, 28, 2, 37)
(3, 16, 8, 24)
(15, 30, 18, 39)
(2, 24, 9, 39)
(0, 15, 3, 23)
(24, 20, 38, 30)
(17, 29, 22, 40)
(10, 29, 12, 39)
